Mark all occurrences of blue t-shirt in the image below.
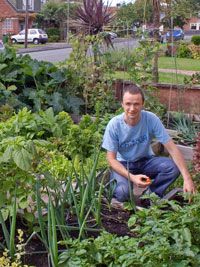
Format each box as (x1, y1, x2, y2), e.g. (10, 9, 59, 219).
(102, 110, 171, 162)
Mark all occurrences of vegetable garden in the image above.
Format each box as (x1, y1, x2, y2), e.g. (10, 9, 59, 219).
(0, 32, 200, 266)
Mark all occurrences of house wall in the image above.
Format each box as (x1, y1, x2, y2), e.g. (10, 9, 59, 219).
(183, 17, 200, 31)
(0, 0, 39, 39)
(114, 80, 200, 115)
(0, 0, 19, 38)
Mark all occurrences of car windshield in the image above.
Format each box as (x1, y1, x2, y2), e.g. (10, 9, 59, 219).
(38, 29, 46, 34)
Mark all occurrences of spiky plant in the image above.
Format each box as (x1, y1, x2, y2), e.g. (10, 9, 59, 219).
(75, 0, 113, 35)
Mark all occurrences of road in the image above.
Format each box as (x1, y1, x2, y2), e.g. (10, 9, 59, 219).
(22, 39, 139, 63)
(24, 47, 73, 63)
(21, 35, 193, 63)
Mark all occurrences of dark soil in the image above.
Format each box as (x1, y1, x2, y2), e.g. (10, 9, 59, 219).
(6, 195, 186, 266)
(21, 204, 134, 267)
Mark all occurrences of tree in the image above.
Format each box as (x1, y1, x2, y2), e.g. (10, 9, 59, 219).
(160, 0, 200, 29)
(35, 1, 78, 39)
(116, 0, 200, 30)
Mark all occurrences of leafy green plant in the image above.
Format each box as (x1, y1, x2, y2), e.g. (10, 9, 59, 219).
(58, 194, 200, 266)
(0, 46, 84, 113)
(191, 35, 200, 46)
(177, 42, 192, 58)
(170, 112, 198, 146)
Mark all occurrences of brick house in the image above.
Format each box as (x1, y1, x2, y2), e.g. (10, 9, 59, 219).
(183, 16, 200, 32)
(0, 0, 41, 39)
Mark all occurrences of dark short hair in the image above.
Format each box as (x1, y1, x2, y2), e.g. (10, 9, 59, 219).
(122, 85, 145, 102)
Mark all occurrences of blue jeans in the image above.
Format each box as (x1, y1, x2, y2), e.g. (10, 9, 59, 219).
(111, 156, 180, 202)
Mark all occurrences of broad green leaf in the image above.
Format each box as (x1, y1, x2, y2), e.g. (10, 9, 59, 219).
(7, 85, 17, 91)
(12, 148, 33, 171)
(24, 212, 35, 222)
(128, 216, 137, 227)
(0, 82, 6, 90)
(0, 64, 7, 71)
(1, 146, 13, 162)
(0, 208, 9, 221)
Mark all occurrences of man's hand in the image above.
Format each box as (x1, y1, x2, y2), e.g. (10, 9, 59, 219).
(130, 174, 152, 187)
(183, 178, 196, 194)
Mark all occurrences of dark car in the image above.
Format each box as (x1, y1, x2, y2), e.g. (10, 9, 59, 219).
(0, 40, 5, 53)
(166, 29, 184, 42)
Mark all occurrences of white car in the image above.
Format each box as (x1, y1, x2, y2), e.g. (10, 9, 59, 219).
(11, 29, 48, 44)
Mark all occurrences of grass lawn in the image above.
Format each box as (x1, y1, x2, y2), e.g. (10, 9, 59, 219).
(158, 72, 187, 84)
(113, 71, 189, 85)
(7, 43, 48, 51)
(158, 57, 200, 71)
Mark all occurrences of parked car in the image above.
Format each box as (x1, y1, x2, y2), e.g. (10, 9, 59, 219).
(166, 29, 184, 42)
(103, 32, 118, 39)
(141, 29, 164, 43)
(11, 29, 48, 44)
(0, 40, 5, 53)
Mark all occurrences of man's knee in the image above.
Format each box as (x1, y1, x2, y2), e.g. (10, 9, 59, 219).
(113, 182, 130, 202)
(160, 159, 180, 177)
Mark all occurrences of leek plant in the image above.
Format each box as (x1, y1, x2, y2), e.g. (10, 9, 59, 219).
(35, 148, 105, 266)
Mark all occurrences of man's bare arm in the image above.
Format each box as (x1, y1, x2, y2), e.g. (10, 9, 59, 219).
(164, 139, 196, 194)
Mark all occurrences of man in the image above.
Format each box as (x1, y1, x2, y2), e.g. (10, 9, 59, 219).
(102, 85, 196, 204)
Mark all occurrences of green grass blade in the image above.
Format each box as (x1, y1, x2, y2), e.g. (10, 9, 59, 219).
(9, 192, 17, 258)
(0, 210, 10, 250)
(35, 179, 48, 250)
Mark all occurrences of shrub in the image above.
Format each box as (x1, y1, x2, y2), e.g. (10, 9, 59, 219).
(191, 35, 200, 45)
(48, 35, 60, 42)
(188, 44, 200, 59)
(177, 43, 192, 58)
(46, 27, 60, 42)
(46, 27, 60, 36)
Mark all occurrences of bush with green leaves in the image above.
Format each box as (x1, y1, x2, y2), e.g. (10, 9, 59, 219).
(0, 46, 84, 114)
(46, 27, 60, 42)
(177, 42, 192, 58)
(191, 35, 200, 46)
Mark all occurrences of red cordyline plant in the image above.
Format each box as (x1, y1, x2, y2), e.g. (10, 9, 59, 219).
(193, 132, 200, 172)
(75, 0, 114, 35)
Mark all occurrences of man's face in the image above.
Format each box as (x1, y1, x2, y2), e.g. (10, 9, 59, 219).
(121, 92, 144, 125)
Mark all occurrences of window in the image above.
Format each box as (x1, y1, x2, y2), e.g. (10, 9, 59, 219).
(22, 0, 34, 10)
(190, 23, 197, 30)
(2, 19, 13, 30)
(29, 30, 37, 34)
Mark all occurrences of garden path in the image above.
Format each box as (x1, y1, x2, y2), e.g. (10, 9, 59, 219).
(159, 68, 200, 76)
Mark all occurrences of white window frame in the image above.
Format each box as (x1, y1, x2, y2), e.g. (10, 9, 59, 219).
(190, 23, 197, 30)
(22, 0, 34, 10)
(2, 18, 13, 30)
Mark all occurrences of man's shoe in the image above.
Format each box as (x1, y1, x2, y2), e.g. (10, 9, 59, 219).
(111, 198, 125, 210)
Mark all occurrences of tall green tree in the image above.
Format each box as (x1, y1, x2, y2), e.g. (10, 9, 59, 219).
(162, 0, 200, 29)
(115, 0, 200, 30)
(35, 1, 78, 39)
